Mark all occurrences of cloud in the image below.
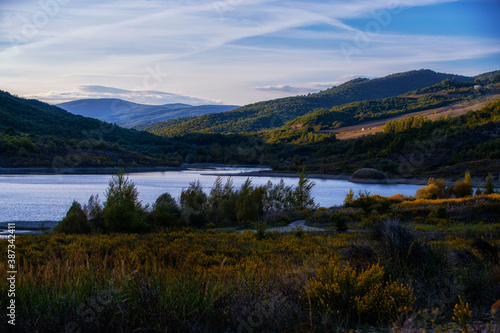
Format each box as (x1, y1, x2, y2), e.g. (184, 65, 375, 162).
(26, 85, 220, 105)
(0, 0, 498, 105)
(255, 80, 347, 94)
(80, 85, 132, 94)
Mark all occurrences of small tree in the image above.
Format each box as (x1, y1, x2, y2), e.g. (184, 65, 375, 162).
(84, 194, 105, 232)
(180, 180, 207, 212)
(103, 172, 144, 233)
(331, 213, 348, 233)
(151, 192, 180, 228)
(344, 189, 355, 206)
(54, 201, 90, 234)
(292, 167, 317, 211)
(454, 171, 473, 198)
(416, 178, 447, 199)
(207, 177, 237, 226)
(484, 173, 495, 195)
(236, 178, 259, 225)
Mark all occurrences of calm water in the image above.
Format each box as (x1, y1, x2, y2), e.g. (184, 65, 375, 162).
(0, 168, 421, 222)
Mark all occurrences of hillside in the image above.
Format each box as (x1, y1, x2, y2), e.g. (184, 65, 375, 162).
(261, 100, 500, 179)
(0, 91, 182, 168)
(263, 78, 499, 144)
(0, 91, 263, 169)
(145, 69, 474, 136)
(57, 98, 239, 129)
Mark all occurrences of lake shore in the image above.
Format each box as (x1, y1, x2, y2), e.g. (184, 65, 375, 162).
(2, 164, 489, 187)
(206, 170, 437, 186)
(0, 163, 270, 175)
(0, 165, 182, 175)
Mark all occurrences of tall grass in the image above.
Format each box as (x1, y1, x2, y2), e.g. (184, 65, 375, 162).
(1, 211, 498, 331)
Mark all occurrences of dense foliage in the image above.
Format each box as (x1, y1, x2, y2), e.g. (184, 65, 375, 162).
(53, 170, 317, 233)
(2, 191, 499, 332)
(0, 91, 265, 168)
(262, 100, 500, 178)
(145, 69, 473, 136)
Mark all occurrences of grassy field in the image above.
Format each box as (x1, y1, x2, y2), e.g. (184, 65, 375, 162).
(1, 194, 499, 332)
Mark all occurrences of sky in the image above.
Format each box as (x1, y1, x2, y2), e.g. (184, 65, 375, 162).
(0, 0, 499, 106)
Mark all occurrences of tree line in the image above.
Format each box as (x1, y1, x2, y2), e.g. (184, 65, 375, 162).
(54, 169, 317, 234)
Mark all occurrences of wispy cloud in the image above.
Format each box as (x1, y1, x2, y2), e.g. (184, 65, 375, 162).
(25, 85, 219, 105)
(0, 0, 498, 105)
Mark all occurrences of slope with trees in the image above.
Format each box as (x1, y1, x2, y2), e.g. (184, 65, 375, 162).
(145, 69, 474, 136)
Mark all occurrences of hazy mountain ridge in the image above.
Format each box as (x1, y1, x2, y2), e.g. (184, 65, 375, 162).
(57, 98, 239, 129)
(144, 69, 475, 136)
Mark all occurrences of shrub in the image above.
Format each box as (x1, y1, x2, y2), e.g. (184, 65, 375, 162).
(484, 173, 495, 195)
(373, 218, 429, 276)
(378, 159, 398, 173)
(453, 296, 472, 333)
(308, 261, 415, 324)
(151, 192, 181, 228)
(416, 178, 447, 199)
(253, 221, 267, 240)
(180, 180, 207, 211)
(84, 194, 105, 232)
(346, 192, 391, 214)
(341, 244, 377, 271)
(103, 172, 145, 233)
(181, 208, 208, 228)
(54, 201, 90, 234)
(455, 171, 473, 198)
(344, 188, 355, 206)
(472, 238, 499, 265)
(330, 213, 348, 233)
(429, 206, 448, 219)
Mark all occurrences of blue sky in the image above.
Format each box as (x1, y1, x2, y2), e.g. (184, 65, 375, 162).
(0, 0, 499, 106)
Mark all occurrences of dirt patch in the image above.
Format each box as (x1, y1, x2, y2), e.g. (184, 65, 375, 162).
(323, 94, 500, 141)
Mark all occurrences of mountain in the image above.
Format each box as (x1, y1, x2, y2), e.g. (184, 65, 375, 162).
(145, 69, 474, 136)
(0, 90, 176, 168)
(57, 98, 239, 129)
(0, 90, 262, 168)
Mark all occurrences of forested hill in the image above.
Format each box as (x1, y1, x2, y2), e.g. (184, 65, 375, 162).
(0, 90, 175, 168)
(145, 69, 474, 136)
(0, 90, 163, 145)
(0, 90, 266, 168)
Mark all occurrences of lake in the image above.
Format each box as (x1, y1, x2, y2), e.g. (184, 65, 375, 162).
(0, 167, 422, 222)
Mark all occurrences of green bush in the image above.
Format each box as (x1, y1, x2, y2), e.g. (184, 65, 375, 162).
(84, 194, 105, 232)
(378, 159, 398, 173)
(151, 192, 181, 228)
(103, 172, 145, 233)
(54, 201, 90, 234)
(484, 173, 495, 194)
(330, 213, 348, 233)
(454, 171, 473, 198)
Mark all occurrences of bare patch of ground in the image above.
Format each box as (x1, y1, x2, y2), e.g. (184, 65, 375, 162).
(322, 94, 500, 141)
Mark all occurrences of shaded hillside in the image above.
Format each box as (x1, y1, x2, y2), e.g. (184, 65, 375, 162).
(146, 69, 474, 136)
(0, 91, 262, 168)
(57, 98, 238, 128)
(0, 92, 164, 145)
(262, 100, 500, 179)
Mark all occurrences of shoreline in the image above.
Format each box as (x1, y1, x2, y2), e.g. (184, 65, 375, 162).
(0, 163, 270, 175)
(207, 171, 491, 187)
(205, 171, 434, 186)
(0, 165, 489, 187)
(0, 165, 183, 175)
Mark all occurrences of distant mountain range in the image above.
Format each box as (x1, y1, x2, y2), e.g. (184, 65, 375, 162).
(144, 69, 477, 136)
(57, 99, 239, 129)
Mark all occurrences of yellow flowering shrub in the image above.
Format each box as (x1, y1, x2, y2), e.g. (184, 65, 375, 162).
(307, 260, 415, 323)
